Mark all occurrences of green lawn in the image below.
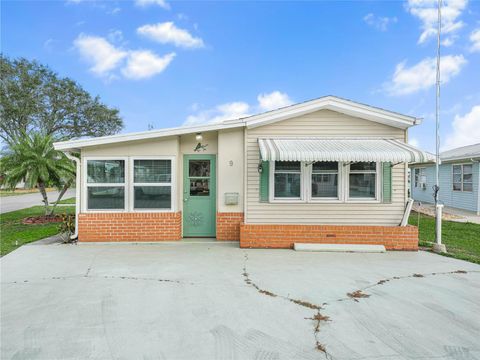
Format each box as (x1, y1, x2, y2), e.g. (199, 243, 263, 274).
(53, 197, 76, 204)
(409, 211, 480, 264)
(0, 188, 56, 197)
(0, 206, 75, 256)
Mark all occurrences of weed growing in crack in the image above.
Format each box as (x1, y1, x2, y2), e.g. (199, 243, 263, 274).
(347, 290, 370, 301)
(242, 252, 329, 355)
(290, 299, 321, 310)
(316, 339, 333, 359)
(307, 311, 331, 334)
(258, 289, 277, 297)
(309, 313, 330, 323)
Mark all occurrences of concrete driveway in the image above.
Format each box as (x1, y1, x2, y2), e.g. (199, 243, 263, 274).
(1, 242, 479, 360)
(0, 189, 75, 214)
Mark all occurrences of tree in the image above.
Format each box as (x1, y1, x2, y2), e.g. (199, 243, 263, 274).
(0, 56, 123, 144)
(1, 133, 75, 216)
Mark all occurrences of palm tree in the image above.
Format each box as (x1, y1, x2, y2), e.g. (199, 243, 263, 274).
(1, 132, 75, 215)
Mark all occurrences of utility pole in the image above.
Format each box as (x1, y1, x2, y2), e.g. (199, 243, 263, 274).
(433, 0, 446, 253)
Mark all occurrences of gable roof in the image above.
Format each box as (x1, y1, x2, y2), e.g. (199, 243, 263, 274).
(54, 96, 420, 151)
(240, 95, 420, 129)
(441, 143, 480, 162)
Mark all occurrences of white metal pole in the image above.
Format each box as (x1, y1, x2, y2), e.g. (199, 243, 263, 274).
(434, 0, 446, 253)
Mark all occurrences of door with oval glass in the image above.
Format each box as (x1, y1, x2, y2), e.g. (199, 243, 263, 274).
(183, 154, 216, 237)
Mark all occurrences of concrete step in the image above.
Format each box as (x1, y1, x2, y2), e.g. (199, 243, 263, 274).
(293, 243, 386, 253)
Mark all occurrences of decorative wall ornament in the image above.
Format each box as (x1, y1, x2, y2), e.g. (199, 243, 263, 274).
(194, 143, 208, 152)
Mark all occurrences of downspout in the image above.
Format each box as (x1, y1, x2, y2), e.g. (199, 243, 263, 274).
(64, 152, 80, 240)
(473, 158, 480, 215)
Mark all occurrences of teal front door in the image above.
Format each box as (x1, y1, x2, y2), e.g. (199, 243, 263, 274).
(183, 154, 216, 237)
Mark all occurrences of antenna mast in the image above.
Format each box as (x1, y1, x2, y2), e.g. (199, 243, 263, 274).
(434, 0, 446, 253)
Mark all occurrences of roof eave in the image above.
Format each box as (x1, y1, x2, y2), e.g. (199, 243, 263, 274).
(53, 121, 245, 151)
(245, 97, 417, 130)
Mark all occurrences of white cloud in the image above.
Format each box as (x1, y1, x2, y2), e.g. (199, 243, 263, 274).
(184, 91, 293, 126)
(134, 0, 170, 9)
(444, 105, 480, 150)
(43, 38, 55, 51)
(122, 51, 175, 80)
(363, 13, 398, 31)
(409, 138, 420, 147)
(74, 34, 175, 80)
(257, 91, 293, 111)
(109, 7, 121, 15)
(137, 22, 204, 49)
(73, 34, 127, 77)
(184, 102, 251, 126)
(385, 55, 467, 96)
(470, 28, 480, 52)
(107, 29, 123, 43)
(406, 0, 467, 46)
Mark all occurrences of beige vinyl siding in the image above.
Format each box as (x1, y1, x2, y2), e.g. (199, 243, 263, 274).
(245, 109, 408, 226)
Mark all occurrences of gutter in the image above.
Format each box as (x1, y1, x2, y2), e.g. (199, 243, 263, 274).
(413, 117, 423, 125)
(64, 152, 80, 240)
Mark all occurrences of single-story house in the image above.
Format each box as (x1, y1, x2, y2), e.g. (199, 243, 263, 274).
(54, 96, 433, 250)
(410, 143, 480, 215)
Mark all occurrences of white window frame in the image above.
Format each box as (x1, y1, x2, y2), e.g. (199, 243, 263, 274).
(130, 156, 176, 212)
(452, 163, 473, 192)
(82, 155, 177, 213)
(346, 162, 381, 203)
(269, 160, 305, 202)
(414, 167, 426, 189)
(307, 161, 342, 202)
(268, 161, 381, 203)
(83, 156, 128, 212)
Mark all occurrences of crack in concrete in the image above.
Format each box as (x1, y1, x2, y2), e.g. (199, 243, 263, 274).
(84, 248, 109, 277)
(2, 274, 191, 285)
(242, 253, 331, 358)
(331, 269, 480, 304)
(242, 252, 480, 359)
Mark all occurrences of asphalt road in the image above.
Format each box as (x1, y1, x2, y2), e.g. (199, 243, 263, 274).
(0, 189, 75, 214)
(1, 242, 479, 359)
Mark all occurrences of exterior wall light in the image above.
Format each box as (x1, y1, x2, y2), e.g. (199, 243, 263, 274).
(195, 133, 203, 142)
(258, 163, 263, 173)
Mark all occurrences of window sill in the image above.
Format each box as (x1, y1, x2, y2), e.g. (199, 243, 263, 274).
(345, 199, 381, 204)
(84, 209, 175, 213)
(84, 209, 128, 213)
(266, 199, 382, 204)
(270, 198, 304, 203)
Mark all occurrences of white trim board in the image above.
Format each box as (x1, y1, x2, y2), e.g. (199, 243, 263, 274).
(54, 96, 421, 151)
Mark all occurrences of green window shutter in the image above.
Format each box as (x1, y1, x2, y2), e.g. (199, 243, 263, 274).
(382, 162, 392, 203)
(259, 161, 270, 202)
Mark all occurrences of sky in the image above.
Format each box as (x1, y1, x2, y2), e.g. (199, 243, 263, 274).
(2, 0, 479, 152)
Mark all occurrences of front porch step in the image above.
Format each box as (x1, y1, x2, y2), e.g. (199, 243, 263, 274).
(293, 243, 386, 253)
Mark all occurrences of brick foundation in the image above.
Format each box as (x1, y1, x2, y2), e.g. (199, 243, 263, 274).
(240, 224, 418, 250)
(216, 212, 244, 240)
(78, 212, 182, 242)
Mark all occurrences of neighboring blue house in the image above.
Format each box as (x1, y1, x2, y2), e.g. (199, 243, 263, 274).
(410, 143, 480, 214)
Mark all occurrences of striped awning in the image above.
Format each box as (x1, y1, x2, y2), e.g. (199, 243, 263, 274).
(258, 138, 434, 163)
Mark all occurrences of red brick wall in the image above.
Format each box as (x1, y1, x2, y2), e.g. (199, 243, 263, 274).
(78, 212, 182, 242)
(240, 224, 418, 250)
(216, 212, 244, 240)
